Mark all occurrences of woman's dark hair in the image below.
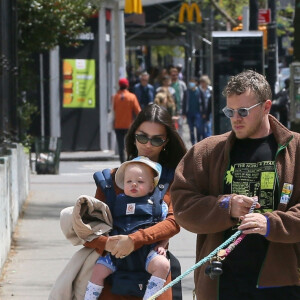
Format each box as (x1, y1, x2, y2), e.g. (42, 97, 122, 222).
(125, 104, 187, 169)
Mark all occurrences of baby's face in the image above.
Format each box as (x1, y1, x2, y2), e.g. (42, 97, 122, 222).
(123, 163, 155, 197)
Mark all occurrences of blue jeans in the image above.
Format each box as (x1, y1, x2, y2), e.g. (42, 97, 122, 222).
(115, 129, 128, 163)
(204, 114, 212, 138)
(187, 113, 203, 145)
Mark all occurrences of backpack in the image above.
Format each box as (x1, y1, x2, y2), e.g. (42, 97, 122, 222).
(93, 167, 182, 299)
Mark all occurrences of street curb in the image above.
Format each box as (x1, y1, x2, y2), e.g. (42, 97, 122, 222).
(59, 155, 119, 162)
(59, 151, 119, 162)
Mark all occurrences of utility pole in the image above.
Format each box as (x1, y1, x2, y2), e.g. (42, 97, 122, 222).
(266, 0, 277, 96)
(249, 0, 258, 30)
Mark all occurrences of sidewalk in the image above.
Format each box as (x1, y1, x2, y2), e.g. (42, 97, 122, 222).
(0, 155, 196, 300)
(0, 123, 196, 299)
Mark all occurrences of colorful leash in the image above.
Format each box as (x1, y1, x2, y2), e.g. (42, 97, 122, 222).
(146, 229, 242, 300)
(146, 198, 258, 300)
(218, 198, 258, 259)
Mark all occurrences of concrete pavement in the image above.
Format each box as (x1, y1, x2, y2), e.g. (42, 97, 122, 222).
(0, 126, 197, 299)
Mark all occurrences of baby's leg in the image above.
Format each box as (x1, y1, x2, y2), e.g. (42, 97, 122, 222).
(90, 263, 113, 286)
(143, 250, 170, 300)
(85, 254, 115, 300)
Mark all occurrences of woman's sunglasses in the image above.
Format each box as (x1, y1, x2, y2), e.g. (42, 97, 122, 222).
(135, 134, 166, 147)
(222, 102, 262, 118)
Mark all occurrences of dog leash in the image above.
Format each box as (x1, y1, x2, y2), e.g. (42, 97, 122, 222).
(147, 198, 258, 300)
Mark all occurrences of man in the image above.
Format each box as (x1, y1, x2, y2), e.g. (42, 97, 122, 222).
(270, 78, 290, 127)
(169, 67, 187, 137)
(133, 71, 155, 109)
(199, 75, 212, 138)
(113, 78, 141, 163)
(183, 77, 205, 145)
(171, 70, 300, 300)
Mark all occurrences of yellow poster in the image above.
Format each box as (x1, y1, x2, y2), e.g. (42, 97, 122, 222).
(63, 59, 96, 108)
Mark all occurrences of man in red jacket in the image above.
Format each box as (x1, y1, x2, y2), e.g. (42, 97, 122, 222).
(113, 78, 141, 163)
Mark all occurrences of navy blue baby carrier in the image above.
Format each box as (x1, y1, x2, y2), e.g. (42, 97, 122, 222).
(93, 167, 182, 298)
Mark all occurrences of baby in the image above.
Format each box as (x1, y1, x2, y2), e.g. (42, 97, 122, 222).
(85, 156, 170, 300)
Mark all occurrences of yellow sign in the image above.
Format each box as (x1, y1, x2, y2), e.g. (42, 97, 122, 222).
(178, 3, 202, 24)
(125, 0, 143, 14)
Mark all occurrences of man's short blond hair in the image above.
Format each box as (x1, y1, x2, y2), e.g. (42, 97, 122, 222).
(223, 70, 272, 103)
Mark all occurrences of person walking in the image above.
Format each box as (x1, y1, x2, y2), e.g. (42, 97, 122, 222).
(171, 70, 300, 300)
(183, 77, 205, 145)
(154, 75, 176, 118)
(199, 75, 212, 138)
(113, 78, 141, 163)
(84, 104, 187, 300)
(133, 71, 155, 109)
(49, 104, 187, 300)
(169, 67, 187, 137)
(270, 78, 290, 127)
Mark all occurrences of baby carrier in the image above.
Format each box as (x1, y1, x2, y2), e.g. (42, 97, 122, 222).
(93, 167, 182, 299)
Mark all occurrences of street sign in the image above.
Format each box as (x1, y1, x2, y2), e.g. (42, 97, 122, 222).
(258, 9, 271, 24)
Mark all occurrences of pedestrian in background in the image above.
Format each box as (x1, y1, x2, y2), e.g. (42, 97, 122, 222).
(171, 70, 300, 300)
(199, 75, 212, 138)
(113, 78, 141, 163)
(154, 75, 176, 118)
(270, 78, 290, 127)
(133, 71, 155, 109)
(169, 67, 187, 138)
(153, 68, 168, 91)
(183, 77, 205, 145)
(176, 63, 184, 81)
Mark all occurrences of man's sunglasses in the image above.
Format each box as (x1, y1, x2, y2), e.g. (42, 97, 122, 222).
(222, 102, 262, 118)
(135, 134, 166, 147)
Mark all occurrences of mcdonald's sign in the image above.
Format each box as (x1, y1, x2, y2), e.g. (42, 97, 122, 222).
(124, 0, 143, 14)
(178, 2, 202, 24)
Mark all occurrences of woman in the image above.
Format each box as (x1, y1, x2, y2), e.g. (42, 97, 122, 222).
(85, 104, 187, 300)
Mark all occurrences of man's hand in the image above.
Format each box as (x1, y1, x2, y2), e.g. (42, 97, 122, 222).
(238, 213, 267, 236)
(109, 235, 134, 259)
(230, 195, 260, 218)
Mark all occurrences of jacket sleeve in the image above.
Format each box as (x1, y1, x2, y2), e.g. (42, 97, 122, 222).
(264, 205, 300, 243)
(128, 189, 180, 250)
(170, 141, 238, 234)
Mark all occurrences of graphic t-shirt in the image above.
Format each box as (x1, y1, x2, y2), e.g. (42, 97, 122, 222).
(224, 134, 279, 212)
(221, 134, 278, 289)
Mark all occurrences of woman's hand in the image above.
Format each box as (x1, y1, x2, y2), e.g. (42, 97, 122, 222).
(109, 235, 134, 259)
(104, 236, 119, 252)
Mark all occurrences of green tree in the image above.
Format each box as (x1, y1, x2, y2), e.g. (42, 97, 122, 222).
(294, 0, 300, 61)
(18, 0, 94, 56)
(17, 0, 95, 145)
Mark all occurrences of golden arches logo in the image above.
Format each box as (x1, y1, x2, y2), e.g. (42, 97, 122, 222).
(125, 0, 143, 14)
(178, 3, 202, 24)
